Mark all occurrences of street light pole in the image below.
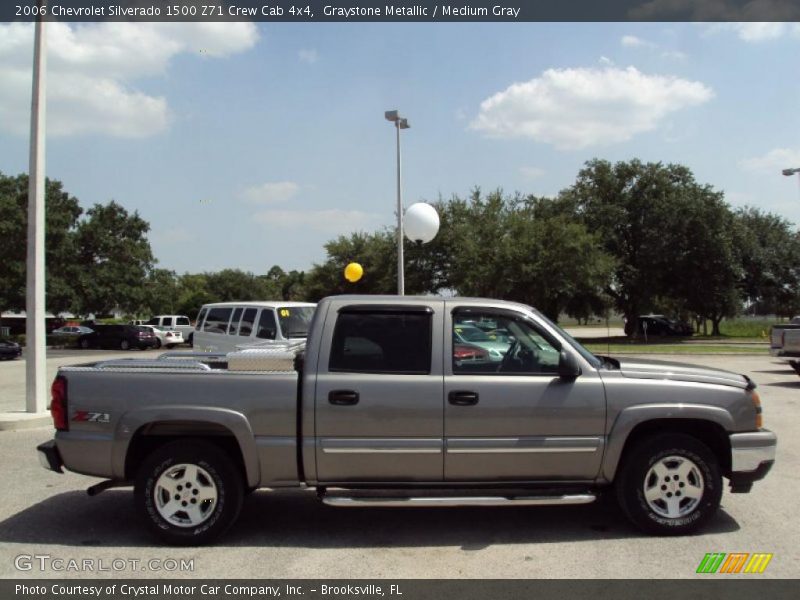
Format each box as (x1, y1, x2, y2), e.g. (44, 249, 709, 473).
(385, 110, 409, 295)
(26, 9, 47, 414)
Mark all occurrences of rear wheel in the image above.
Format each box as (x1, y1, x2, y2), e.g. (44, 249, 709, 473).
(135, 440, 244, 545)
(80, 338, 90, 349)
(120, 339, 130, 350)
(155, 339, 162, 349)
(616, 433, 721, 535)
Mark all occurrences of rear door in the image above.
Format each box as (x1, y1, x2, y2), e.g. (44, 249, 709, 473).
(314, 302, 445, 483)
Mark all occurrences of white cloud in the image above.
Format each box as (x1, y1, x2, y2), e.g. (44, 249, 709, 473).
(621, 35, 654, 48)
(660, 50, 688, 60)
(242, 182, 301, 204)
(703, 22, 800, 42)
(298, 49, 318, 64)
(739, 148, 800, 173)
(519, 166, 546, 180)
(253, 209, 381, 234)
(598, 56, 615, 66)
(470, 66, 714, 150)
(0, 22, 259, 138)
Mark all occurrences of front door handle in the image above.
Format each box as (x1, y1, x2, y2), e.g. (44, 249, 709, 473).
(329, 390, 360, 406)
(448, 391, 479, 406)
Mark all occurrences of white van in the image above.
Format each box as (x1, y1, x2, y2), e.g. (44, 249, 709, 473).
(192, 301, 316, 353)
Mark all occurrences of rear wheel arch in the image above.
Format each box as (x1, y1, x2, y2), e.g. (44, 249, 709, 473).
(123, 420, 253, 488)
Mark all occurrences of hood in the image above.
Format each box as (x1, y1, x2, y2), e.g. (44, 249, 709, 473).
(613, 357, 750, 389)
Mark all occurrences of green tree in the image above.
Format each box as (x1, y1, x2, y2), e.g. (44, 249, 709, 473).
(305, 231, 397, 300)
(75, 201, 154, 315)
(0, 172, 82, 314)
(203, 269, 278, 302)
(175, 273, 215, 319)
(561, 159, 738, 332)
(139, 268, 179, 316)
(734, 207, 800, 318)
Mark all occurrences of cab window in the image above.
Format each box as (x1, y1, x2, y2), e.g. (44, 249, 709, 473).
(329, 310, 431, 374)
(452, 310, 560, 375)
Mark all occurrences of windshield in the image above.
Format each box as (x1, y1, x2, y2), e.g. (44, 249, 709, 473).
(277, 306, 315, 338)
(528, 307, 603, 368)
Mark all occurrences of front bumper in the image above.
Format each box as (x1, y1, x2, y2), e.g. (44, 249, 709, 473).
(728, 429, 776, 493)
(37, 439, 64, 474)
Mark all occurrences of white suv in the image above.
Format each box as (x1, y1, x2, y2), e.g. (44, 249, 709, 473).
(145, 315, 194, 345)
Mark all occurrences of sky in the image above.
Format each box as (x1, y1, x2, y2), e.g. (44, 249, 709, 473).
(0, 20, 799, 275)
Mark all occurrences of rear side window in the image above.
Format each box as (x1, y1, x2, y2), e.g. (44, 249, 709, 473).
(176, 317, 190, 326)
(203, 308, 232, 333)
(239, 308, 257, 336)
(329, 311, 431, 374)
(228, 308, 243, 335)
(195, 308, 208, 331)
(256, 310, 277, 340)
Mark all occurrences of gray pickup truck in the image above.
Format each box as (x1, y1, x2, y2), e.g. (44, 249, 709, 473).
(770, 317, 800, 376)
(37, 295, 776, 545)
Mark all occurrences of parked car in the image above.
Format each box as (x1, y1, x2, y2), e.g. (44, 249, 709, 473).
(634, 315, 692, 337)
(51, 326, 94, 336)
(77, 325, 158, 350)
(144, 316, 194, 345)
(770, 319, 800, 377)
(0, 338, 22, 360)
(452, 323, 510, 361)
(138, 325, 184, 350)
(453, 342, 490, 367)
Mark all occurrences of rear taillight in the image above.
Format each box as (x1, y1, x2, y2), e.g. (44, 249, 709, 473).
(50, 376, 68, 431)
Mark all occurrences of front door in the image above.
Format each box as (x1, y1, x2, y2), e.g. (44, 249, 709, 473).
(444, 306, 606, 482)
(314, 302, 445, 483)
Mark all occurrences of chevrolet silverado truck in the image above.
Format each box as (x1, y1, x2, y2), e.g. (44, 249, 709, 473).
(770, 317, 800, 376)
(37, 295, 776, 545)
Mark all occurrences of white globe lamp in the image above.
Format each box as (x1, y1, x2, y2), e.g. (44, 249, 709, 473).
(404, 202, 440, 243)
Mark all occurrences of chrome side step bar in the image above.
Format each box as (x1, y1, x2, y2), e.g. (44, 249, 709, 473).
(322, 494, 596, 508)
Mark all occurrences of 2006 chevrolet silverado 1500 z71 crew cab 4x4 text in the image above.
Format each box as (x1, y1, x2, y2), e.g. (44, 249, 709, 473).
(37, 296, 776, 545)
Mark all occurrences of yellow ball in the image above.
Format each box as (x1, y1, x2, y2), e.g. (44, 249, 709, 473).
(344, 262, 363, 283)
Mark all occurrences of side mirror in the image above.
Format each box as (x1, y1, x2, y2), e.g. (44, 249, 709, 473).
(558, 350, 581, 380)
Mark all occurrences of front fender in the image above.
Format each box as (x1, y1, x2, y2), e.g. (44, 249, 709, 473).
(602, 404, 735, 481)
(111, 406, 260, 488)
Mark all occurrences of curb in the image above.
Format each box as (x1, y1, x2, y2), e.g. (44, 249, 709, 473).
(0, 412, 51, 432)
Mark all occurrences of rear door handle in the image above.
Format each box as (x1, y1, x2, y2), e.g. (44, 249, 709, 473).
(329, 390, 360, 406)
(448, 391, 479, 406)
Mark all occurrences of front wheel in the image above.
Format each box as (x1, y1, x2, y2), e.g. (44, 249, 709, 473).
(120, 339, 130, 350)
(616, 433, 722, 535)
(135, 440, 244, 545)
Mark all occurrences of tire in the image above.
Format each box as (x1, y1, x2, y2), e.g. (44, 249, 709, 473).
(155, 339, 162, 349)
(120, 339, 130, 350)
(790, 360, 800, 376)
(166, 344, 176, 350)
(135, 440, 244, 546)
(80, 338, 90, 349)
(616, 433, 722, 536)
(188, 333, 194, 347)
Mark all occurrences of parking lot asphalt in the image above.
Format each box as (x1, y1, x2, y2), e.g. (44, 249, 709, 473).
(0, 353, 797, 579)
